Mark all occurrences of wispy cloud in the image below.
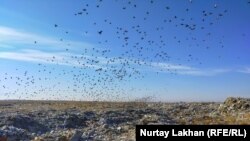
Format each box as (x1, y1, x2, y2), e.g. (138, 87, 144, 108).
(150, 62, 231, 76)
(176, 68, 231, 76)
(0, 43, 15, 49)
(238, 68, 250, 74)
(0, 49, 102, 69)
(0, 49, 138, 70)
(151, 62, 193, 71)
(0, 26, 93, 50)
(0, 26, 236, 77)
(0, 48, 233, 76)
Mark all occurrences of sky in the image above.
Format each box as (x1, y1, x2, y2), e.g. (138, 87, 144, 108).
(0, 0, 250, 102)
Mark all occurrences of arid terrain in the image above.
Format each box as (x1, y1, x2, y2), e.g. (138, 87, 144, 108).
(0, 97, 249, 141)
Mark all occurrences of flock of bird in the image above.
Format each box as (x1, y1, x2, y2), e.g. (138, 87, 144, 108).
(1, 0, 250, 101)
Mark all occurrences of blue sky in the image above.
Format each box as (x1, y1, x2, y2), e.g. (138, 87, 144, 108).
(0, 0, 250, 101)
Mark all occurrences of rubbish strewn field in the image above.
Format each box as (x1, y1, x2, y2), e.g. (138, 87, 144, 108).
(0, 97, 249, 141)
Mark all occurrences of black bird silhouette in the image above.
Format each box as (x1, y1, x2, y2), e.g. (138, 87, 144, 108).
(98, 30, 103, 35)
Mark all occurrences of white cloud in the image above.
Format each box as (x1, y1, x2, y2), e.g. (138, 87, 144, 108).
(0, 26, 93, 50)
(0, 49, 102, 69)
(0, 43, 15, 49)
(151, 62, 231, 76)
(0, 48, 232, 76)
(176, 69, 231, 76)
(238, 68, 250, 74)
(151, 62, 193, 70)
(0, 26, 234, 77)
